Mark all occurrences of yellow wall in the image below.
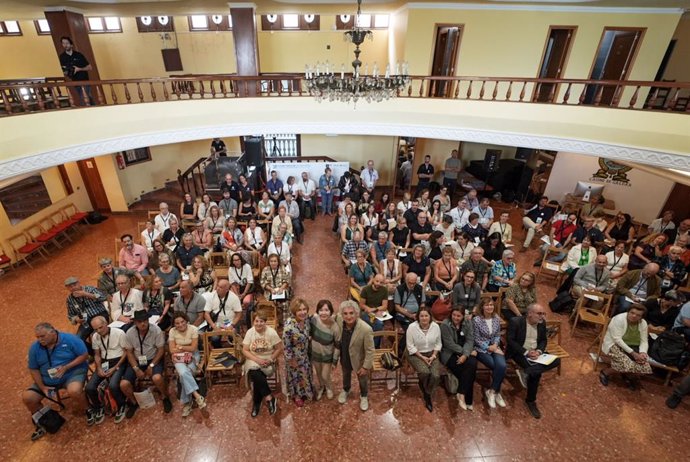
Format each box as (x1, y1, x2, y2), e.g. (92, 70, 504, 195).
(94, 155, 128, 212)
(404, 8, 681, 80)
(258, 16, 389, 73)
(301, 134, 398, 184)
(0, 20, 62, 79)
(389, 8, 408, 66)
(0, 164, 92, 262)
(664, 14, 690, 82)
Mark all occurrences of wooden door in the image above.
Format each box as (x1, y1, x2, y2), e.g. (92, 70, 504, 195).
(429, 25, 462, 98)
(77, 158, 111, 212)
(534, 27, 576, 103)
(660, 183, 690, 221)
(587, 28, 644, 106)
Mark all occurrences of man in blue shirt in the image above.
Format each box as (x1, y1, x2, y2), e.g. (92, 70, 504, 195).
(22, 322, 89, 440)
(266, 170, 284, 207)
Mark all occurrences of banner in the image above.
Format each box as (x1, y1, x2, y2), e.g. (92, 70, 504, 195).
(265, 161, 350, 186)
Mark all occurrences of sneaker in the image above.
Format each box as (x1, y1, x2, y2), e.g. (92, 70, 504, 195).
(360, 396, 369, 411)
(195, 395, 206, 410)
(31, 426, 46, 441)
(326, 388, 334, 400)
(316, 387, 324, 401)
(125, 402, 139, 419)
(466, 404, 474, 411)
(526, 401, 542, 419)
(114, 405, 127, 424)
(94, 408, 105, 425)
(457, 394, 467, 411)
(268, 397, 278, 415)
(182, 402, 193, 418)
(517, 369, 528, 389)
(485, 389, 496, 409)
(86, 409, 96, 426)
(293, 397, 304, 407)
(495, 393, 507, 408)
(338, 390, 349, 404)
(666, 394, 682, 409)
(163, 397, 173, 414)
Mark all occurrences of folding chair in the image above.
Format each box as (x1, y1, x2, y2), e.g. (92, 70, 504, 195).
(208, 251, 229, 279)
(24, 223, 62, 254)
(202, 330, 243, 387)
(0, 243, 14, 274)
(252, 300, 279, 331)
(370, 331, 400, 394)
(537, 245, 565, 287)
(8, 233, 47, 268)
(570, 290, 613, 339)
(545, 320, 569, 376)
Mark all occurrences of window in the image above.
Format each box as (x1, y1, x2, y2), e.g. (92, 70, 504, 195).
(260, 14, 319, 31)
(336, 14, 388, 30)
(0, 20, 22, 36)
(34, 19, 50, 35)
(136, 15, 174, 33)
(188, 14, 232, 31)
(87, 16, 122, 33)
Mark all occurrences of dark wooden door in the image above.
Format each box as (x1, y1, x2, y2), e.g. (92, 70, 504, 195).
(429, 26, 462, 98)
(587, 29, 643, 106)
(534, 27, 575, 103)
(660, 182, 690, 220)
(77, 158, 111, 212)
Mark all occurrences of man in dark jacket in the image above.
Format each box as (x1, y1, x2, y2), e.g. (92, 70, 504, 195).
(506, 303, 560, 419)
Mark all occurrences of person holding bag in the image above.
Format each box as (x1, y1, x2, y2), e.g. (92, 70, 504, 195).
(168, 312, 207, 418)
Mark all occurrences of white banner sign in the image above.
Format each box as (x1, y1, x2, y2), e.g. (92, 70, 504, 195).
(266, 161, 350, 186)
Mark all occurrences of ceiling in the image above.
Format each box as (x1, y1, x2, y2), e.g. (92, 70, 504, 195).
(1, 0, 688, 19)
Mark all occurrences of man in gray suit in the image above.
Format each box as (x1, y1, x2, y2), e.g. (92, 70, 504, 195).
(571, 255, 611, 299)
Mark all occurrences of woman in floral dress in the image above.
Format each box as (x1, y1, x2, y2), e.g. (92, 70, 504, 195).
(283, 298, 315, 406)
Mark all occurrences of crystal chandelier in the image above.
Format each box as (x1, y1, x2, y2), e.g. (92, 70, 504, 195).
(304, 0, 410, 104)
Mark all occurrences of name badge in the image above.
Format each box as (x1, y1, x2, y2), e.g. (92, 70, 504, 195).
(536, 217, 543, 224)
(101, 362, 110, 373)
(474, 237, 481, 244)
(137, 355, 148, 366)
(465, 294, 469, 299)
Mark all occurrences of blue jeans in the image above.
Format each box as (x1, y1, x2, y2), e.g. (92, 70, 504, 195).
(616, 295, 633, 315)
(321, 192, 334, 214)
(85, 361, 127, 408)
(476, 351, 507, 392)
(175, 351, 200, 404)
(360, 311, 383, 348)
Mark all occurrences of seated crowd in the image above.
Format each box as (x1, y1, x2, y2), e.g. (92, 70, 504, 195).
(22, 157, 690, 442)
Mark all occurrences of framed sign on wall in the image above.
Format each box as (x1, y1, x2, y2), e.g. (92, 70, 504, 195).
(121, 147, 151, 167)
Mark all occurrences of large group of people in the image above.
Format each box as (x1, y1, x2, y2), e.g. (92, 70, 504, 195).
(22, 149, 690, 442)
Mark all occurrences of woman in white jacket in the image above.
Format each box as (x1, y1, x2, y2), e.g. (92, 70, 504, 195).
(599, 304, 652, 390)
(561, 236, 597, 274)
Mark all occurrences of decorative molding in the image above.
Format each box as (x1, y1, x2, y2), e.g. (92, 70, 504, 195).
(1, 121, 688, 180)
(405, 2, 686, 14)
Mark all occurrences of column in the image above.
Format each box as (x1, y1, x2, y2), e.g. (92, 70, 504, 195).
(230, 4, 260, 96)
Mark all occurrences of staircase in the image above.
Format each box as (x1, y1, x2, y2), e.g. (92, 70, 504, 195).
(0, 175, 53, 221)
(129, 180, 186, 212)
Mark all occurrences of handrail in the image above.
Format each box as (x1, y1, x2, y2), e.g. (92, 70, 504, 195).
(177, 156, 207, 197)
(0, 74, 688, 117)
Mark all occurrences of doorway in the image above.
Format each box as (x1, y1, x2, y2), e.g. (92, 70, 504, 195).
(534, 27, 576, 103)
(429, 25, 462, 98)
(585, 28, 645, 106)
(77, 158, 111, 212)
(660, 182, 690, 223)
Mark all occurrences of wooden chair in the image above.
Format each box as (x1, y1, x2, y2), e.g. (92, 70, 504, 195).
(0, 243, 14, 274)
(252, 300, 279, 331)
(370, 330, 400, 390)
(60, 203, 89, 233)
(201, 330, 243, 388)
(545, 320, 569, 376)
(40, 217, 72, 246)
(49, 211, 80, 239)
(482, 288, 507, 329)
(537, 245, 565, 287)
(208, 251, 229, 279)
(570, 290, 613, 338)
(24, 223, 62, 254)
(147, 210, 159, 220)
(114, 238, 124, 261)
(136, 222, 147, 237)
(8, 233, 47, 268)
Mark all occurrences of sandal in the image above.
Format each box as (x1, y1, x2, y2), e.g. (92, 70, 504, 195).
(599, 371, 609, 387)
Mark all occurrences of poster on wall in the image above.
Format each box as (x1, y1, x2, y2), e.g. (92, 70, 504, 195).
(590, 158, 632, 186)
(265, 161, 350, 186)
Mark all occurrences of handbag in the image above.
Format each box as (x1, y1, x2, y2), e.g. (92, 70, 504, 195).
(30, 389, 65, 434)
(431, 296, 452, 321)
(381, 352, 401, 371)
(173, 352, 193, 364)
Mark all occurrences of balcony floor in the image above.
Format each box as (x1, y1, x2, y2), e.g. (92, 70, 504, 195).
(0, 210, 687, 461)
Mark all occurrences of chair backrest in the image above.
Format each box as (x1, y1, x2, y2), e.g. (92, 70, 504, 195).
(201, 330, 243, 367)
(137, 222, 147, 237)
(253, 300, 278, 328)
(8, 233, 29, 251)
(372, 330, 398, 371)
(208, 252, 228, 268)
(50, 211, 67, 226)
(481, 289, 506, 315)
(61, 203, 78, 219)
(24, 224, 43, 241)
(114, 238, 124, 258)
(39, 218, 57, 233)
(147, 210, 159, 220)
(579, 289, 613, 318)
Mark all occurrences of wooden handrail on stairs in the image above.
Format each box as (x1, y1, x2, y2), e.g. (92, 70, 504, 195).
(177, 157, 207, 197)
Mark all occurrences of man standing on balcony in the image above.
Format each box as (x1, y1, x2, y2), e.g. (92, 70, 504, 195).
(443, 149, 462, 198)
(416, 155, 434, 198)
(59, 36, 93, 106)
(297, 171, 316, 221)
(360, 160, 379, 198)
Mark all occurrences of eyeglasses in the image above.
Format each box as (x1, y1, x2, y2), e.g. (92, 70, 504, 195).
(535, 312, 546, 316)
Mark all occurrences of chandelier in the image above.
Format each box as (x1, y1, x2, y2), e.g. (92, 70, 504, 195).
(304, 0, 410, 104)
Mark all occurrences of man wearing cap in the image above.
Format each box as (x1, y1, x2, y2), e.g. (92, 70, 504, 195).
(279, 191, 303, 244)
(97, 258, 142, 301)
(119, 310, 172, 418)
(118, 234, 149, 276)
(65, 276, 109, 346)
(174, 280, 206, 326)
(110, 274, 145, 330)
(22, 322, 89, 440)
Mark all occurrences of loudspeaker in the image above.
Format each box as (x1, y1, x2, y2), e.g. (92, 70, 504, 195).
(245, 137, 263, 168)
(515, 148, 535, 161)
(484, 149, 502, 173)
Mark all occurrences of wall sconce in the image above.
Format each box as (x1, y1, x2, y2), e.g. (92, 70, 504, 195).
(141, 15, 152, 26)
(157, 16, 169, 26)
(211, 14, 223, 25)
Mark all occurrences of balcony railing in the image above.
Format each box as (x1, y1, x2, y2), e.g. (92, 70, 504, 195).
(1, 74, 688, 117)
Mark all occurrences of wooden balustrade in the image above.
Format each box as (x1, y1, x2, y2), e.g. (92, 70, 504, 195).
(0, 74, 688, 117)
(177, 157, 208, 197)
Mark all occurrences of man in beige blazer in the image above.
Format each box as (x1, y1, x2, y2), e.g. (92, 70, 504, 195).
(336, 300, 375, 411)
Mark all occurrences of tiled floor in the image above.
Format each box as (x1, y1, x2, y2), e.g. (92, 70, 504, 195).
(1, 209, 688, 461)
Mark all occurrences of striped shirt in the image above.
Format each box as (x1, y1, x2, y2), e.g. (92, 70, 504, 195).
(309, 316, 340, 363)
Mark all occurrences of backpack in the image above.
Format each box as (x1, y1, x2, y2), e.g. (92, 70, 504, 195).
(381, 352, 401, 371)
(97, 379, 118, 416)
(549, 291, 575, 314)
(649, 330, 687, 367)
